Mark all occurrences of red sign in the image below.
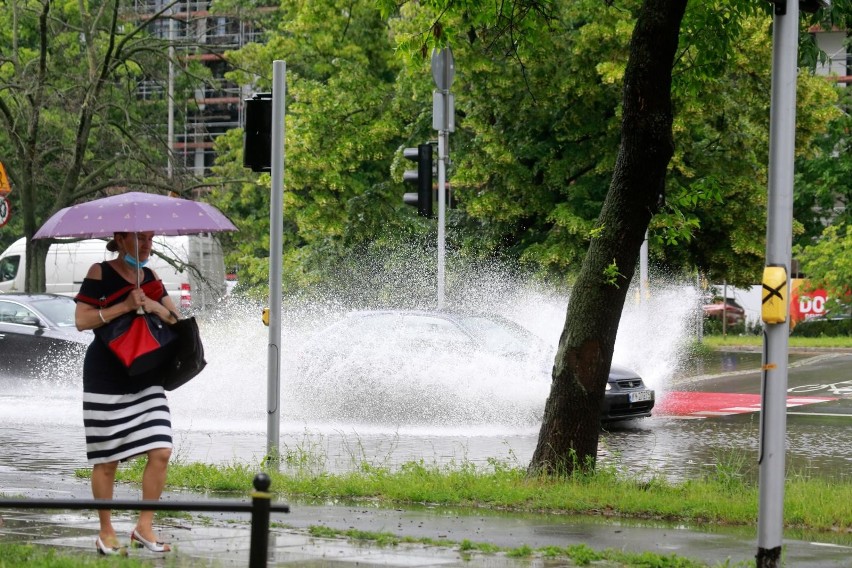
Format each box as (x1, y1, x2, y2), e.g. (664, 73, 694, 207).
(790, 279, 828, 328)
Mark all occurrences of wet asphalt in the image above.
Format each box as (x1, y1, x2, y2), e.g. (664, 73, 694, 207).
(2, 470, 852, 567)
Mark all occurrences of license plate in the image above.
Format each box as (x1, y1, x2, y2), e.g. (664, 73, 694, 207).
(628, 390, 653, 403)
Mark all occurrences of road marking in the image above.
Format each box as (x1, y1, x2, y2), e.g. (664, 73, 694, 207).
(657, 392, 838, 418)
(788, 412, 852, 418)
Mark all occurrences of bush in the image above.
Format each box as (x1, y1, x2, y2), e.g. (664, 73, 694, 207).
(791, 316, 851, 337)
(702, 317, 747, 336)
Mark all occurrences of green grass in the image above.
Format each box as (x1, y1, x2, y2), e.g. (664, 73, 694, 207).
(77, 455, 852, 535)
(0, 542, 198, 567)
(701, 335, 852, 349)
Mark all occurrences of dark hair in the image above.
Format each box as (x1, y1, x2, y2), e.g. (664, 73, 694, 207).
(106, 232, 128, 253)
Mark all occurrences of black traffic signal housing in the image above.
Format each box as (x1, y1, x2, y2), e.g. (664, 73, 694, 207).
(402, 144, 433, 217)
(243, 93, 272, 172)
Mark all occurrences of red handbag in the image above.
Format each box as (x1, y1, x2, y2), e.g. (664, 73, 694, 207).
(93, 282, 178, 376)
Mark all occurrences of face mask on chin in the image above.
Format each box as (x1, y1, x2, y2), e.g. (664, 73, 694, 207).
(123, 254, 149, 269)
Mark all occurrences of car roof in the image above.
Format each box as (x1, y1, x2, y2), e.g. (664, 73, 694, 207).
(0, 293, 73, 302)
(345, 309, 519, 323)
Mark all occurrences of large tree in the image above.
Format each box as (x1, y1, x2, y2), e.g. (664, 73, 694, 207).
(0, 0, 197, 291)
(378, 0, 845, 473)
(527, 0, 687, 472)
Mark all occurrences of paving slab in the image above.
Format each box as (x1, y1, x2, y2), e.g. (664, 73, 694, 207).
(2, 499, 852, 567)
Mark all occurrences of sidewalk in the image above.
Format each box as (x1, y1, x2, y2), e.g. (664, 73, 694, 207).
(2, 494, 852, 567)
(2, 423, 852, 567)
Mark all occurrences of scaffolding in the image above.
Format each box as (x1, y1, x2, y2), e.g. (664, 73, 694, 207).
(130, 1, 270, 177)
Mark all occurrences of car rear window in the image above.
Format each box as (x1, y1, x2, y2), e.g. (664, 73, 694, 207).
(29, 297, 77, 327)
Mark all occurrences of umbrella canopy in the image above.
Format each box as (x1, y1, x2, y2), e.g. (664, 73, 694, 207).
(33, 192, 237, 239)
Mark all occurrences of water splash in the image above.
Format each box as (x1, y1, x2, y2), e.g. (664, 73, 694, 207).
(3, 249, 701, 440)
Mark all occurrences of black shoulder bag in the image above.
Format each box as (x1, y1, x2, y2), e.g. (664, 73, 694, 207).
(161, 316, 207, 391)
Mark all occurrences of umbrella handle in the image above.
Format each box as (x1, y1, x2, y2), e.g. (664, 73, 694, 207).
(135, 235, 141, 289)
(134, 234, 144, 315)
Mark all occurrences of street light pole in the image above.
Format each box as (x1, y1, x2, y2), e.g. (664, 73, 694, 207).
(266, 61, 286, 466)
(757, 1, 799, 566)
(167, 12, 175, 180)
(432, 48, 454, 310)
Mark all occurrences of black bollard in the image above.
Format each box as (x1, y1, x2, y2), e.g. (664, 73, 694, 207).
(248, 472, 272, 568)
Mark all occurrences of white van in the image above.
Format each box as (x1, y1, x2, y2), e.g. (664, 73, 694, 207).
(0, 235, 227, 312)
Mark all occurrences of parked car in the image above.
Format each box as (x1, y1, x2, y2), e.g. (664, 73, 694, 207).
(291, 310, 654, 425)
(702, 298, 745, 326)
(0, 294, 92, 378)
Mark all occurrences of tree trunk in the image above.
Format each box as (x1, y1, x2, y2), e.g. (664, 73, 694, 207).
(528, 0, 687, 476)
(25, 239, 49, 293)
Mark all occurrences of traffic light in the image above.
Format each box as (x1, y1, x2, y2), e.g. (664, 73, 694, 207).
(243, 93, 272, 172)
(402, 144, 433, 217)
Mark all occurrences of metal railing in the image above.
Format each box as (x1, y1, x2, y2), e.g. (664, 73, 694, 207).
(0, 473, 289, 568)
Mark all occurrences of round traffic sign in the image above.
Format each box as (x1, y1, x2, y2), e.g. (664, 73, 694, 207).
(0, 197, 10, 228)
(431, 47, 455, 90)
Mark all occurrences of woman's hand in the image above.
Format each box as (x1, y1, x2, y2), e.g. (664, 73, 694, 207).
(125, 288, 146, 312)
(141, 296, 175, 322)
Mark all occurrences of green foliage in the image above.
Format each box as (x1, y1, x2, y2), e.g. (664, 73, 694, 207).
(661, 13, 842, 286)
(791, 315, 852, 337)
(793, 224, 852, 314)
(211, 0, 412, 292)
(602, 259, 624, 288)
(0, 0, 210, 290)
(206, 0, 846, 295)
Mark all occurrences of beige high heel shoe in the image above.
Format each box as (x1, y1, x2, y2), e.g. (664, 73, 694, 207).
(130, 529, 171, 552)
(95, 536, 127, 556)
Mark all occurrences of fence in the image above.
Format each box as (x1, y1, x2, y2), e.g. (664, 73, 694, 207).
(0, 472, 289, 568)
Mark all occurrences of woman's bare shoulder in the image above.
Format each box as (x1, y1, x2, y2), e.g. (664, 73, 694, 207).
(85, 262, 105, 280)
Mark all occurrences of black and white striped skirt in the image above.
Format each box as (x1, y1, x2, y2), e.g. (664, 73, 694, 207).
(83, 385, 173, 464)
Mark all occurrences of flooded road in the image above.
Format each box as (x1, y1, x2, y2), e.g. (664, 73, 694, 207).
(1, 351, 849, 484)
(1, 294, 850, 485)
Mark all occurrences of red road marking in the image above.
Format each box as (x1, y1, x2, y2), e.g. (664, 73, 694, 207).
(656, 392, 837, 418)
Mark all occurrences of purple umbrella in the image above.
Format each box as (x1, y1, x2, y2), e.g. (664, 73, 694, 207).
(33, 191, 237, 292)
(33, 191, 237, 239)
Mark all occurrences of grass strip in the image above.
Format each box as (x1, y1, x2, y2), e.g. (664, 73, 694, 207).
(0, 542, 195, 567)
(81, 458, 852, 534)
(305, 524, 718, 567)
(701, 335, 852, 349)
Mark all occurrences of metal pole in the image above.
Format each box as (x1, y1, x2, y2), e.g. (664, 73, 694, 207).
(436, 48, 451, 310)
(757, 2, 798, 566)
(267, 61, 286, 464)
(639, 230, 648, 302)
(249, 473, 272, 568)
(437, 130, 446, 309)
(167, 14, 175, 180)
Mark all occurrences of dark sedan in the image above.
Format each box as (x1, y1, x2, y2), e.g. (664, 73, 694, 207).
(0, 294, 92, 379)
(292, 310, 654, 425)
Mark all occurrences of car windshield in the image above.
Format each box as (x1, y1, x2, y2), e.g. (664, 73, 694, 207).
(0, 255, 19, 283)
(453, 315, 542, 355)
(27, 296, 77, 327)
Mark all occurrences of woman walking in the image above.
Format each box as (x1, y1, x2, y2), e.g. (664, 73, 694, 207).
(74, 231, 180, 555)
